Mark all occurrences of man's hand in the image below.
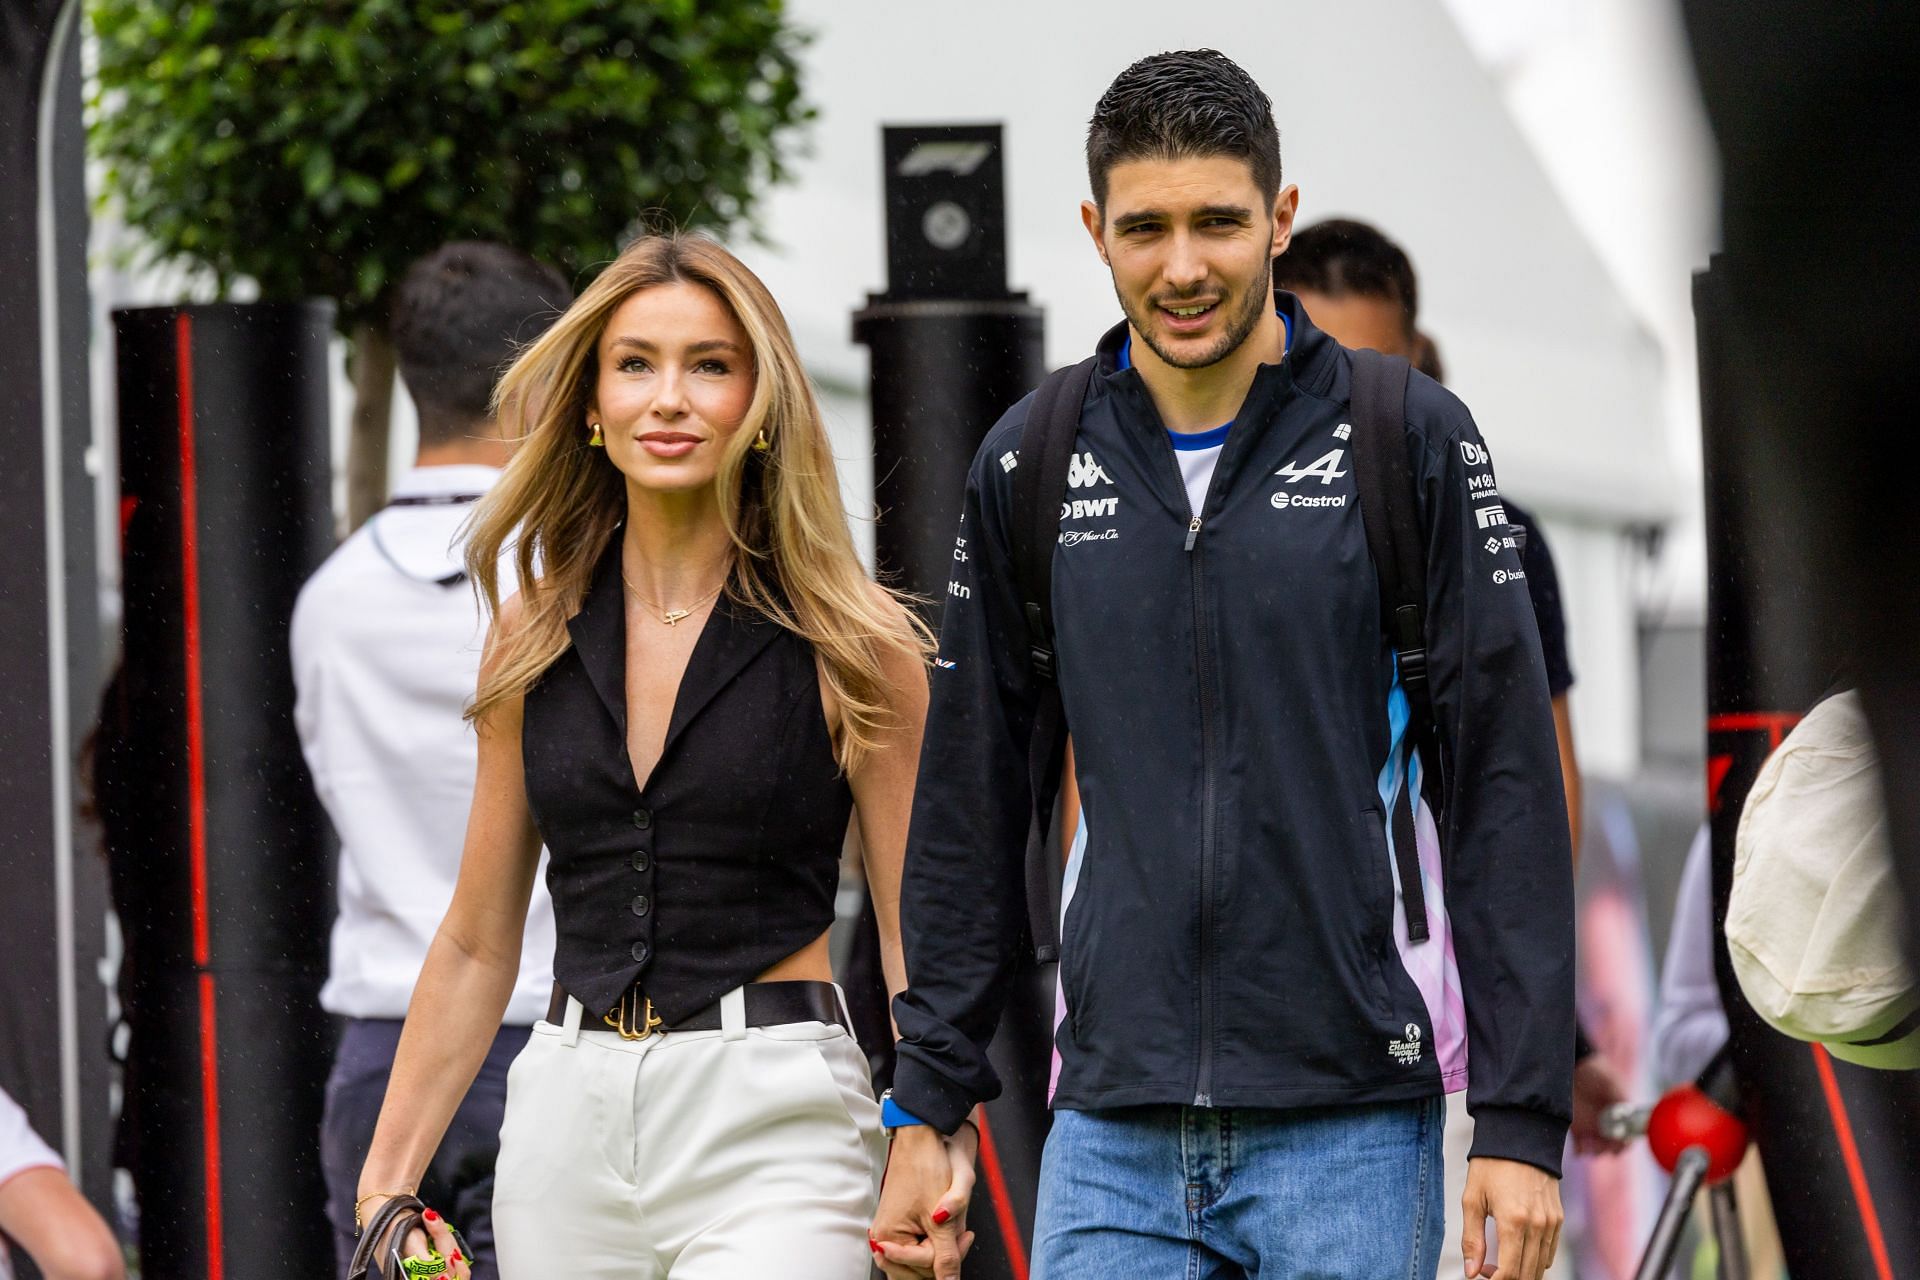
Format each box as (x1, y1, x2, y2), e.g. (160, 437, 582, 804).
(1461, 1157, 1562, 1280)
(1569, 1054, 1631, 1156)
(871, 1123, 978, 1280)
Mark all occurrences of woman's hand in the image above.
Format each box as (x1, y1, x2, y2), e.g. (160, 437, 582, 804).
(358, 1199, 472, 1280)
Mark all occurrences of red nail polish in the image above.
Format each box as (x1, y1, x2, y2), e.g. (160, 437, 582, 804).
(932, 1207, 951, 1225)
(423, 1209, 440, 1222)
(869, 1239, 885, 1255)
(451, 1252, 462, 1263)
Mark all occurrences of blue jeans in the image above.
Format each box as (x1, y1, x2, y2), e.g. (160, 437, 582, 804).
(1032, 1098, 1445, 1280)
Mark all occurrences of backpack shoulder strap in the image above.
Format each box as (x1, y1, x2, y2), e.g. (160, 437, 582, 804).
(1349, 348, 1443, 943)
(1011, 357, 1098, 679)
(1007, 356, 1095, 964)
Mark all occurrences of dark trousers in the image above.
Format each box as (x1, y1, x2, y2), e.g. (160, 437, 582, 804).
(322, 1018, 530, 1280)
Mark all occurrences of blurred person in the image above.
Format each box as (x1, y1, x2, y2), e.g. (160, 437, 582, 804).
(0, 1086, 124, 1280)
(877, 50, 1573, 1280)
(353, 232, 942, 1280)
(1273, 219, 1630, 1277)
(293, 241, 571, 1278)
(1652, 826, 1727, 1089)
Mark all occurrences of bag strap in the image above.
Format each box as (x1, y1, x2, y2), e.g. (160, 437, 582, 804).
(1009, 357, 1097, 964)
(348, 1193, 427, 1280)
(1349, 348, 1444, 943)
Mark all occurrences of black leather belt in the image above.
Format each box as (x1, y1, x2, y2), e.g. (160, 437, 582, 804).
(547, 979, 848, 1040)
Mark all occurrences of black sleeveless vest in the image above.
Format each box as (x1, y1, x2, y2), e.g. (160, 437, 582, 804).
(521, 538, 852, 1023)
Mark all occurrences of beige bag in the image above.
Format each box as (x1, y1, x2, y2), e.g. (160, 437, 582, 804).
(1728, 690, 1919, 1069)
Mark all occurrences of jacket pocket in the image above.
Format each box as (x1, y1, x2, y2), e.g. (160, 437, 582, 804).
(1358, 805, 1400, 1021)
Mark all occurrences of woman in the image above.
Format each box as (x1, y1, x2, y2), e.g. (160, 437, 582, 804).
(353, 233, 968, 1278)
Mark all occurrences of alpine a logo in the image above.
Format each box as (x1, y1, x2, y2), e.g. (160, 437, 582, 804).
(1275, 448, 1348, 486)
(1067, 451, 1113, 489)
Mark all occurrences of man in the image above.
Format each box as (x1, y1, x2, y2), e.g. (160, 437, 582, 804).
(874, 51, 1573, 1280)
(293, 242, 569, 1278)
(1274, 218, 1630, 1278)
(0, 1087, 123, 1280)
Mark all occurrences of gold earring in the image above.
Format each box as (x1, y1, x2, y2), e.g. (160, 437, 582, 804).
(588, 423, 604, 447)
(752, 429, 771, 453)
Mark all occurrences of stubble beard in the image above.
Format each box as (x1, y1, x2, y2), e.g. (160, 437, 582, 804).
(1119, 255, 1274, 371)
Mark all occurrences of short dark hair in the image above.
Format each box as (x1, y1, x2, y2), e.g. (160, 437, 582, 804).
(1272, 218, 1419, 338)
(1086, 49, 1282, 209)
(390, 242, 572, 445)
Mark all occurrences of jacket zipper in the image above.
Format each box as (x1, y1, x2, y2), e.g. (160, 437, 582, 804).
(1187, 512, 1219, 1107)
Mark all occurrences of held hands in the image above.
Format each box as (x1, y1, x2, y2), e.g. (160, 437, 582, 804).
(870, 1121, 979, 1280)
(1460, 1157, 1563, 1280)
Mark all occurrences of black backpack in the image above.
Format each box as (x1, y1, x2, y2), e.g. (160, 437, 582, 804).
(1008, 348, 1448, 963)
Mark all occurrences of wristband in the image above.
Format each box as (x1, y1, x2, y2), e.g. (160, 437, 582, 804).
(399, 1253, 449, 1279)
(879, 1090, 928, 1131)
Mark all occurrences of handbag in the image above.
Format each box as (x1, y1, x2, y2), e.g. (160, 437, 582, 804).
(347, 1193, 463, 1279)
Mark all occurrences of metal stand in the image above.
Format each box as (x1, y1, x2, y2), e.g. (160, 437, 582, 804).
(1710, 1181, 1748, 1280)
(1635, 1147, 1710, 1280)
(1632, 1145, 1749, 1280)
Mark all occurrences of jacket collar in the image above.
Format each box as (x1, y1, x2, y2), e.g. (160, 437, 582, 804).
(564, 532, 784, 771)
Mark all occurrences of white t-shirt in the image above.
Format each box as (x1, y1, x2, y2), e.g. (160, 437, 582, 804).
(0, 1087, 64, 1280)
(1169, 423, 1231, 516)
(292, 465, 556, 1022)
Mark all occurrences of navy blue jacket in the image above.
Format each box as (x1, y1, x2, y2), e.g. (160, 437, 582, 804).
(891, 296, 1576, 1176)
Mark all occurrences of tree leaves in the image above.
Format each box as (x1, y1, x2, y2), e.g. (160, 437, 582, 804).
(88, 0, 813, 330)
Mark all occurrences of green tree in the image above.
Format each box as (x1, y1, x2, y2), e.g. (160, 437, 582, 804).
(90, 0, 812, 525)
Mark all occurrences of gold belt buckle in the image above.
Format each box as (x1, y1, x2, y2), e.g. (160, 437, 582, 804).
(603, 989, 663, 1041)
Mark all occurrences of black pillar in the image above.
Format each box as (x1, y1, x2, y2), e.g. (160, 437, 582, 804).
(852, 125, 1048, 1279)
(0, 0, 113, 1227)
(109, 303, 336, 1278)
(1697, 260, 1920, 1278)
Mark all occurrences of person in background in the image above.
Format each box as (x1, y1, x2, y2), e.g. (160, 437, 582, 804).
(1273, 218, 1629, 1278)
(0, 1086, 124, 1280)
(293, 241, 571, 1278)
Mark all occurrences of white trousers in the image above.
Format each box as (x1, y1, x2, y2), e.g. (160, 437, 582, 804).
(491, 990, 885, 1278)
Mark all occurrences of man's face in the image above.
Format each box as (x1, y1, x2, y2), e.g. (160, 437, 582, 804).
(1082, 154, 1297, 370)
(1290, 289, 1412, 359)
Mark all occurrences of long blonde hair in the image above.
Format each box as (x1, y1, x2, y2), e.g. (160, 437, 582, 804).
(465, 232, 931, 770)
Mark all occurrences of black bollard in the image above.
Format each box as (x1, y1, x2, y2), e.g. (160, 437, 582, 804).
(108, 302, 336, 1279)
(1696, 261, 1920, 1277)
(852, 124, 1048, 1279)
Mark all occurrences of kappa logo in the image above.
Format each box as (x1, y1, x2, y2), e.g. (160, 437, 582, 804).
(1474, 504, 1508, 530)
(1459, 440, 1490, 467)
(1275, 448, 1348, 486)
(1067, 451, 1113, 489)
(999, 451, 1019, 473)
(1333, 423, 1352, 441)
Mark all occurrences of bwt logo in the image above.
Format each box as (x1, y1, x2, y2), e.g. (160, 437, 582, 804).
(1459, 440, 1490, 466)
(1061, 497, 1118, 519)
(1474, 504, 1508, 529)
(898, 141, 993, 177)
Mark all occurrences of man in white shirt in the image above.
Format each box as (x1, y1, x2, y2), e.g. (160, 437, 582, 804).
(0, 1086, 123, 1280)
(292, 242, 569, 1279)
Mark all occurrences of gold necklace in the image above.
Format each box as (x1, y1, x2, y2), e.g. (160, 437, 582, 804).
(621, 573, 725, 626)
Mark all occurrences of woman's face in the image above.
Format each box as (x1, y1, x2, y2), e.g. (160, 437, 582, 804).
(588, 280, 756, 494)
